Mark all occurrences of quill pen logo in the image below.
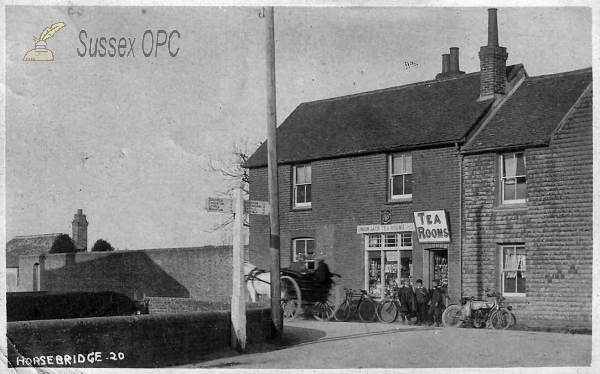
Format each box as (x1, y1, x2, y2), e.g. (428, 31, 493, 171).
(23, 22, 66, 61)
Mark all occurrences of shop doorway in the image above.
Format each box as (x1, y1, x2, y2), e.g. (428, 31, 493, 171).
(427, 249, 448, 289)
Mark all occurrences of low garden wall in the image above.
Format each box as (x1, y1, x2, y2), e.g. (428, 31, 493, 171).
(7, 307, 272, 368)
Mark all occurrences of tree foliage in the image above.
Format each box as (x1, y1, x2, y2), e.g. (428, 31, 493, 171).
(49, 233, 78, 254)
(91, 238, 115, 252)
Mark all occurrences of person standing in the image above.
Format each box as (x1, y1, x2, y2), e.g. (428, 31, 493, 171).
(314, 254, 334, 300)
(397, 278, 415, 325)
(414, 279, 429, 326)
(428, 279, 445, 327)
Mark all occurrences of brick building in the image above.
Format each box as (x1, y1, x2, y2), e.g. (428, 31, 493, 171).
(245, 8, 592, 321)
(460, 68, 592, 321)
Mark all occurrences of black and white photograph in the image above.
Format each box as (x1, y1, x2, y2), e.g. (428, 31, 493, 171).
(2, 0, 597, 371)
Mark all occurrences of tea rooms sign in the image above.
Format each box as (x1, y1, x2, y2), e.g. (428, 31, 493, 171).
(413, 210, 451, 243)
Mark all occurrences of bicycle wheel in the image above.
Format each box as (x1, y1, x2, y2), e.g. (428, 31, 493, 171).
(377, 300, 399, 323)
(442, 304, 463, 328)
(358, 298, 378, 322)
(490, 309, 511, 330)
(334, 300, 352, 322)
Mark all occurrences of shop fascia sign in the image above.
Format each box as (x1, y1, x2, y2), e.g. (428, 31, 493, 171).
(413, 210, 451, 243)
(356, 223, 415, 234)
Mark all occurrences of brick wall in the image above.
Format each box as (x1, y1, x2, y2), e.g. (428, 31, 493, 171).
(145, 297, 269, 314)
(462, 90, 593, 321)
(18, 247, 233, 301)
(7, 307, 272, 368)
(248, 147, 461, 297)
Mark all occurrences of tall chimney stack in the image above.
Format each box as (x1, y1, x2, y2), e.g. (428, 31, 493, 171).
(488, 8, 499, 46)
(478, 8, 508, 100)
(72, 209, 89, 251)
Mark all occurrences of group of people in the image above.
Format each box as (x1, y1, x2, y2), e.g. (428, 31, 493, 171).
(395, 278, 447, 327)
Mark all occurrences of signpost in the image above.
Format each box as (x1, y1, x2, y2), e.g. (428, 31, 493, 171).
(206, 191, 270, 353)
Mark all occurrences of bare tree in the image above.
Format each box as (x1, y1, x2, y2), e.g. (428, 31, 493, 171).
(205, 139, 261, 233)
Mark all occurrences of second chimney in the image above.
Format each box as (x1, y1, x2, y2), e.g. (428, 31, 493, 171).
(436, 47, 465, 79)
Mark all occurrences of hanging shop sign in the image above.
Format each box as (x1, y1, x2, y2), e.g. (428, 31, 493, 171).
(356, 223, 415, 234)
(413, 210, 451, 243)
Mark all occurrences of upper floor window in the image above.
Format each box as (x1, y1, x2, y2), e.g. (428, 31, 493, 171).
(500, 153, 527, 204)
(389, 154, 412, 200)
(293, 238, 315, 270)
(501, 245, 526, 297)
(294, 164, 312, 208)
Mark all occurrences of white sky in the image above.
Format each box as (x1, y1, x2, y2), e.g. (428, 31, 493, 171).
(1, 1, 595, 250)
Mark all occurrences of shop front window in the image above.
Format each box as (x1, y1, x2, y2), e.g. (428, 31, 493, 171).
(365, 232, 412, 298)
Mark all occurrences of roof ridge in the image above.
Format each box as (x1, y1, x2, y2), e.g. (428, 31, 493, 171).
(301, 71, 481, 107)
(526, 67, 592, 81)
(300, 63, 527, 107)
(11, 233, 64, 239)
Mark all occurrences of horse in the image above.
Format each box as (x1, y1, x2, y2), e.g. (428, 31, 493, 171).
(244, 262, 272, 302)
(244, 262, 291, 303)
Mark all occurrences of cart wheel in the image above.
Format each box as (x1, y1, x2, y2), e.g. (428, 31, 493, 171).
(281, 275, 301, 322)
(313, 284, 341, 321)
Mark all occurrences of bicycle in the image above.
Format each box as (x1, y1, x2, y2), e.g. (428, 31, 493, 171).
(442, 291, 515, 330)
(334, 288, 378, 322)
(376, 289, 401, 323)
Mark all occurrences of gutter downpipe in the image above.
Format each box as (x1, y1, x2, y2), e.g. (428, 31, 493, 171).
(456, 141, 463, 303)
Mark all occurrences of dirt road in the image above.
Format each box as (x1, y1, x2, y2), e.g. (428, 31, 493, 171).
(183, 319, 594, 370)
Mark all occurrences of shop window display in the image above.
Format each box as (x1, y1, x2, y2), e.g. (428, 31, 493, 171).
(366, 232, 413, 297)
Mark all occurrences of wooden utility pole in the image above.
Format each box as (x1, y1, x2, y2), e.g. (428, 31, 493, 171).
(265, 6, 283, 340)
(231, 182, 246, 352)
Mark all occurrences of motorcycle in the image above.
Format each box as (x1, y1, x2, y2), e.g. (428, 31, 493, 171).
(442, 291, 515, 329)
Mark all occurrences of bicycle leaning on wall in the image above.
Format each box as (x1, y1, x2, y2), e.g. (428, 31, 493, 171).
(442, 290, 515, 329)
(334, 288, 378, 322)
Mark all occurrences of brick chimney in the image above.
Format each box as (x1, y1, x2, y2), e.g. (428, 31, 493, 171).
(478, 8, 508, 100)
(436, 48, 465, 79)
(72, 209, 89, 251)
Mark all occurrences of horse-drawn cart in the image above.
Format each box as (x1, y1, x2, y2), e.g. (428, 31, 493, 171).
(245, 263, 341, 322)
(279, 269, 341, 321)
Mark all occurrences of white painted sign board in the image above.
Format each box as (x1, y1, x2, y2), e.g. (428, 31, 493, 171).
(356, 223, 415, 234)
(206, 197, 234, 213)
(413, 210, 451, 243)
(244, 200, 270, 215)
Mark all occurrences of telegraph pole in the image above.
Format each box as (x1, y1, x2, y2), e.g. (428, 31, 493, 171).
(264, 6, 283, 340)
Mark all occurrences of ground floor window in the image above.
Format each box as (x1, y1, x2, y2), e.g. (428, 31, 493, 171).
(365, 232, 412, 298)
(293, 238, 316, 270)
(501, 245, 526, 296)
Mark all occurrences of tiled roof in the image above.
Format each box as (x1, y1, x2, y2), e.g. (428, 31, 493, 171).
(244, 68, 517, 168)
(462, 68, 593, 153)
(6, 234, 63, 268)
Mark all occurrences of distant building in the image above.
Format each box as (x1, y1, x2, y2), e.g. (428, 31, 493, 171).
(245, 9, 592, 322)
(6, 209, 89, 292)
